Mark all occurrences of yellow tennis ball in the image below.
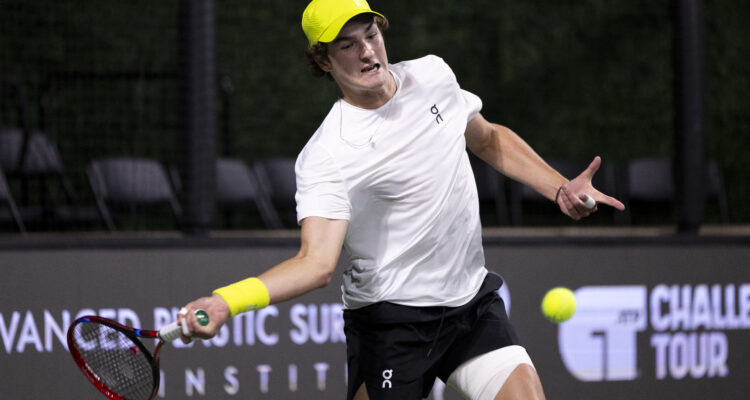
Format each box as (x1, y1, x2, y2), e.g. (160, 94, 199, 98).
(541, 287, 577, 323)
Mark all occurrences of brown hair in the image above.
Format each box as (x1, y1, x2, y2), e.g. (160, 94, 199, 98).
(304, 14, 389, 80)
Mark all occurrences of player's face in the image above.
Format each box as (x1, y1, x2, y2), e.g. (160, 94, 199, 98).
(325, 18, 392, 108)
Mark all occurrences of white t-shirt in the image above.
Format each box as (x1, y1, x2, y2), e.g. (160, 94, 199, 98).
(295, 55, 487, 309)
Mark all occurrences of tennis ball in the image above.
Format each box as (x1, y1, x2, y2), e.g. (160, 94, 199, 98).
(541, 287, 576, 323)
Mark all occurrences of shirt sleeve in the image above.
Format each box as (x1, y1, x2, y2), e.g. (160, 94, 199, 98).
(295, 144, 351, 224)
(429, 55, 483, 122)
(460, 88, 482, 122)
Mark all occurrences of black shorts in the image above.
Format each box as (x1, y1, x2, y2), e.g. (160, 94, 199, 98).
(343, 272, 519, 400)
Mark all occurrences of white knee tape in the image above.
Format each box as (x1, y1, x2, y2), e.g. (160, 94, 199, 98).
(446, 345, 534, 400)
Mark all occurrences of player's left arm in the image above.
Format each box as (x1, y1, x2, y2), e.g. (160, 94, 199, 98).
(464, 113, 625, 219)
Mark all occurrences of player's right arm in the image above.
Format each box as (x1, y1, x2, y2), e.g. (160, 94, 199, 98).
(259, 216, 348, 303)
(180, 216, 348, 339)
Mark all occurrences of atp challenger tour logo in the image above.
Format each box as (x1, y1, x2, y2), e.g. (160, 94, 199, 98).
(559, 284, 750, 381)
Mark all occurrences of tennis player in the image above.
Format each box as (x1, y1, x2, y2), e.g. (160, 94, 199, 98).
(179, 1, 625, 399)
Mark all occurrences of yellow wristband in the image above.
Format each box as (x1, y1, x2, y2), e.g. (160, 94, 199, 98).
(213, 277, 270, 317)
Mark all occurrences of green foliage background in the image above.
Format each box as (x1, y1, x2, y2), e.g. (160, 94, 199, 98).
(1, 0, 747, 226)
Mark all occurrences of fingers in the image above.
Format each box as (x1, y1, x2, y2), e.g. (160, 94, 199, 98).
(583, 195, 596, 209)
(177, 295, 231, 344)
(558, 185, 627, 220)
(558, 187, 597, 220)
(177, 307, 194, 344)
(180, 309, 192, 338)
(178, 305, 207, 343)
(557, 154, 627, 218)
(595, 193, 626, 211)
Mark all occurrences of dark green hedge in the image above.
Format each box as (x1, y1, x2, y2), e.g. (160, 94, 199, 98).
(1, 1, 747, 226)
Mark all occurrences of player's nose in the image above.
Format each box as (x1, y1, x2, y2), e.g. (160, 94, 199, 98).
(360, 41, 375, 59)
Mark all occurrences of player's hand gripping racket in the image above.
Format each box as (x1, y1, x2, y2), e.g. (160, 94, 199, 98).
(67, 309, 209, 400)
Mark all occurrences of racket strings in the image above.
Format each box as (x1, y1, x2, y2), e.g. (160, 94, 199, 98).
(72, 322, 156, 400)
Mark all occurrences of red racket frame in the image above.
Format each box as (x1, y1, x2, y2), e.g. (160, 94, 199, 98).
(67, 315, 164, 400)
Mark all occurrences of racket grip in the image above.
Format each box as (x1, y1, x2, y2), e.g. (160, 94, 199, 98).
(158, 309, 210, 342)
(159, 320, 184, 342)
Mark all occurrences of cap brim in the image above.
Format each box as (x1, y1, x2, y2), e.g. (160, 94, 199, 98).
(317, 10, 385, 44)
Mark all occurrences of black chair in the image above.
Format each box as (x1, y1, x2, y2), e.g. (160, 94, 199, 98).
(253, 157, 298, 228)
(470, 155, 509, 226)
(0, 128, 75, 203)
(0, 167, 26, 232)
(706, 161, 730, 223)
(509, 158, 617, 225)
(215, 157, 282, 229)
(620, 157, 728, 224)
(87, 157, 182, 230)
(0, 128, 102, 228)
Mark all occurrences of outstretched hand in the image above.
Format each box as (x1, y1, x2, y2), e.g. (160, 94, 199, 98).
(557, 156, 625, 220)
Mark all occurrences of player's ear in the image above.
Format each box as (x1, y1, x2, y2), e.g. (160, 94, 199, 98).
(315, 56, 332, 73)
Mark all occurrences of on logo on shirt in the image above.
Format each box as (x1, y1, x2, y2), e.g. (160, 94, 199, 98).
(430, 104, 444, 125)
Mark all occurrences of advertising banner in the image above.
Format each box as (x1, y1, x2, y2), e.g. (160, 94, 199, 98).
(1, 241, 748, 399)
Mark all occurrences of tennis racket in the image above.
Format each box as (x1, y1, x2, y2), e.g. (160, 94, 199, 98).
(67, 309, 209, 400)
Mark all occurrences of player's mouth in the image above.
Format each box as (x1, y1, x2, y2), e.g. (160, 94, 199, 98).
(362, 63, 380, 74)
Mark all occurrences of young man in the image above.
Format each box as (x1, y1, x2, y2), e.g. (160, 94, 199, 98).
(178, 1, 625, 399)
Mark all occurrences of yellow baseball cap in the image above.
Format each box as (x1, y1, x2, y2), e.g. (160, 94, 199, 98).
(302, 0, 385, 45)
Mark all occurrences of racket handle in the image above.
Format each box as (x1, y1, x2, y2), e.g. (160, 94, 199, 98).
(159, 320, 184, 342)
(158, 309, 210, 342)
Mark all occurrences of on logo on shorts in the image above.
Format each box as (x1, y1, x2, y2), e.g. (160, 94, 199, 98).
(381, 369, 393, 389)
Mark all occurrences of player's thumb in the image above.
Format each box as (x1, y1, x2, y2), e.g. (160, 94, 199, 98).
(581, 156, 601, 180)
